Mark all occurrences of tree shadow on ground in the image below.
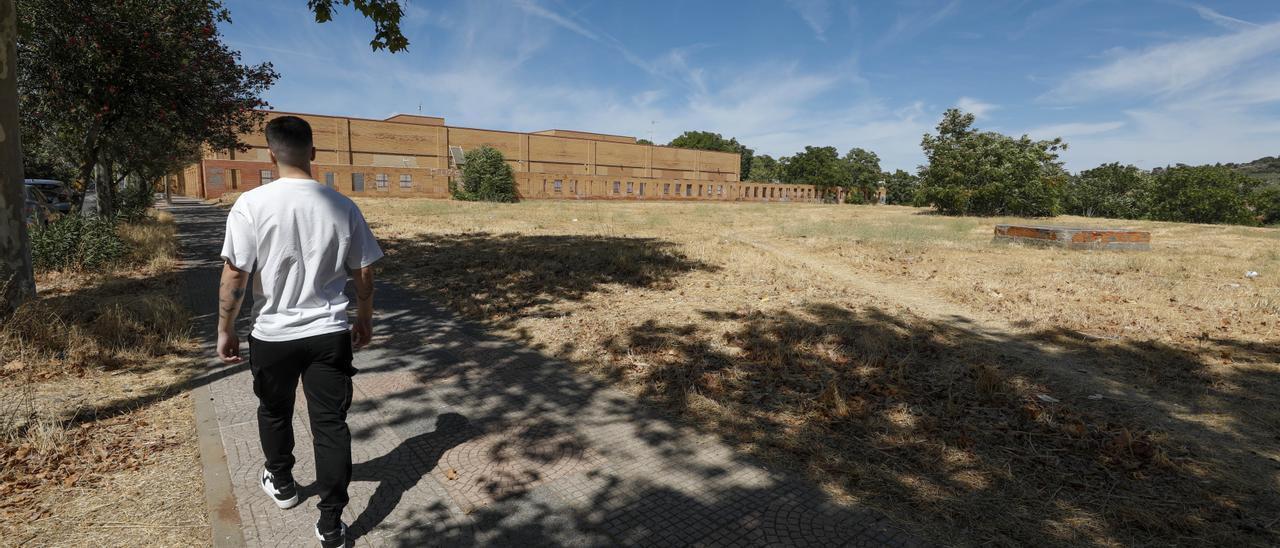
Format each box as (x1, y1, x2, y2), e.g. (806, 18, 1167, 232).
(596, 303, 1280, 546)
(376, 231, 717, 329)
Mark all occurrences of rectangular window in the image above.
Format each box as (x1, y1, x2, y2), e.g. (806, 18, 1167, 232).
(685, 184, 692, 197)
(626, 181, 634, 194)
(324, 172, 335, 189)
(554, 179, 563, 192)
(229, 169, 240, 190)
(259, 169, 273, 184)
(399, 174, 412, 189)
(663, 183, 670, 195)
(639, 183, 645, 196)
(376, 173, 388, 190)
(352, 173, 365, 192)
(571, 180, 577, 194)
(613, 180, 621, 194)
(718, 185, 724, 196)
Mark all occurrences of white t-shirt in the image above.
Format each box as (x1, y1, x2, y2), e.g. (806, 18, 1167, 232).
(220, 178, 383, 342)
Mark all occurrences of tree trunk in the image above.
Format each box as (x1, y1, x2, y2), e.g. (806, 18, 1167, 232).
(0, 0, 35, 314)
(97, 158, 116, 218)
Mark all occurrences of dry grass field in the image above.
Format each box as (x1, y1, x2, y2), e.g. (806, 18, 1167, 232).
(363, 197, 1279, 547)
(0, 211, 209, 547)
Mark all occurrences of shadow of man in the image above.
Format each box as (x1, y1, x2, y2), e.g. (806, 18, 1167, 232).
(347, 412, 477, 539)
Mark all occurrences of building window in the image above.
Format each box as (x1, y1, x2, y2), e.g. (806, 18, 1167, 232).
(259, 169, 273, 184)
(685, 184, 692, 197)
(613, 180, 621, 194)
(639, 183, 645, 196)
(230, 169, 240, 189)
(718, 185, 724, 196)
(626, 181, 634, 194)
(554, 179, 563, 192)
(571, 180, 577, 194)
(352, 173, 365, 192)
(376, 173, 389, 190)
(663, 183, 670, 195)
(400, 174, 413, 189)
(324, 172, 335, 188)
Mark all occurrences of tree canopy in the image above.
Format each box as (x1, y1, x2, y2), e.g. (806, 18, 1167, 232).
(18, 0, 278, 217)
(748, 154, 782, 183)
(1063, 163, 1151, 219)
(667, 130, 754, 181)
(919, 109, 1067, 217)
(781, 146, 844, 198)
(1148, 165, 1258, 225)
(454, 146, 517, 202)
(882, 169, 920, 205)
(307, 0, 408, 52)
(843, 147, 882, 203)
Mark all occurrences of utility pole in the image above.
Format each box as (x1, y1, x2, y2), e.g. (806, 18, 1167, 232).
(0, 0, 35, 313)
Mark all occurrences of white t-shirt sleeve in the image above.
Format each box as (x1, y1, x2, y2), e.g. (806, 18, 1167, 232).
(220, 204, 257, 271)
(347, 207, 384, 270)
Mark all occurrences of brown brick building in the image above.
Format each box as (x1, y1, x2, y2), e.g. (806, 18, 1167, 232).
(174, 110, 825, 203)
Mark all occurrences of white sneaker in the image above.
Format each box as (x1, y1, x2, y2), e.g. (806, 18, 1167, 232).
(315, 520, 347, 547)
(260, 468, 300, 509)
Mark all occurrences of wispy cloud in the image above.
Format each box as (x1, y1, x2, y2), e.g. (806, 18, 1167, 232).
(1026, 120, 1123, 140)
(785, 0, 832, 42)
(1188, 3, 1257, 31)
(955, 96, 997, 119)
(1044, 20, 1280, 102)
(877, 0, 964, 49)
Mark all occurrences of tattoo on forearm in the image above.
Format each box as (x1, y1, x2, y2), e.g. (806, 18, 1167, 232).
(218, 278, 248, 325)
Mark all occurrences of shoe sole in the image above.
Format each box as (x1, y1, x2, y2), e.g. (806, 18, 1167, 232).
(315, 523, 347, 547)
(260, 473, 300, 509)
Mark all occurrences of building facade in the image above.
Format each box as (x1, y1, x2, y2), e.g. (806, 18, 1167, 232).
(174, 110, 827, 203)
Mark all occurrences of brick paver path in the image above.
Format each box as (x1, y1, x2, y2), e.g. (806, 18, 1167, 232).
(168, 197, 925, 547)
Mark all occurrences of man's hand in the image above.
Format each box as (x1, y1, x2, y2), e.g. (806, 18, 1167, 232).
(351, 315, 372, 349)
(218, 330, 243, 363)
(352, 265, 375, 350)
(217, 261, 251, 363)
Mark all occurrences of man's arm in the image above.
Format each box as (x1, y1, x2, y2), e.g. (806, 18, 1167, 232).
(217, 261, 251, 363)
(351, 265, 374, 349)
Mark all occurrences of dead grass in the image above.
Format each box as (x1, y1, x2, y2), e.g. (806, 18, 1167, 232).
(0, 209, 208, 546)
(362, 198, 1280, 547)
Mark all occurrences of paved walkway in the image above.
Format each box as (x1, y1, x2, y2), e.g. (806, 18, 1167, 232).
(166, 197, 923, 547)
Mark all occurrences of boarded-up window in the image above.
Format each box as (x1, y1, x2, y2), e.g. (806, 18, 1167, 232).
(400, 174, 412, 189)
(639, 183, 645, 196)
(663, 183, 670, 195)
(207, 168, 225, 190)
(626, 182, 634, 194)
(352, 173, 365, 192)
(259, 169, 273, 184)
(376, 174, 388, 190)
(613, 181, 621, 194)
(324, 172, 335, 188)
(570, 180, 577, 194)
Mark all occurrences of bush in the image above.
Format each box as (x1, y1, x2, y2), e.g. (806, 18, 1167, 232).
(452, 146, 517, 202)
(1063, 163, 1153, 219)
(116, 178, 156, 223)
(30, 215, 128, 272)
(1250, 184, 1280, 225)
(1148, 165, 1258, 225)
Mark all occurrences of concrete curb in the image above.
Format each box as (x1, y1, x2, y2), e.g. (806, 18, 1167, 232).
(194, 382, 246, 547)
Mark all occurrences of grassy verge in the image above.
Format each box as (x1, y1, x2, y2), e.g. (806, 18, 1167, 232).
(0, 211, 209, 546)
(366, 198, 1279, 547)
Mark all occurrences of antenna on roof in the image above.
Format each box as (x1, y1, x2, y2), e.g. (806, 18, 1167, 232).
(417, 101, 422, 114)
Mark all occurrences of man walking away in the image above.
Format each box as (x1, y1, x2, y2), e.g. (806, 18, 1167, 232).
(216, 115, 382, 547)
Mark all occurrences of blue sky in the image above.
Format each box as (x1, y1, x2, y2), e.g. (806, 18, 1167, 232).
(219, 0, 1280, 172)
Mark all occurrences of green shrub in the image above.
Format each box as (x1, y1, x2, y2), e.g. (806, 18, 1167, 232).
(116, 178, 156, 223)
(452, 146, 517, 202)
(30, 215, 128, 272)
(1063, 163, 1153, 219)
(1148, 165, 1258, 225)
(1249, 184, 1280, 225)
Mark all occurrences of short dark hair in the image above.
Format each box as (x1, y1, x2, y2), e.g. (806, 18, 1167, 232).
(265, 116, 313, 168)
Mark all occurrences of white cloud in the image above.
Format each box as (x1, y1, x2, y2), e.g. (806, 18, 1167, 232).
(1189, 4, 1257, 31)
(878, 0, 963, 48)
(1026, 121, 1123, 140)
(785, 0, 832, 42)
(1045, 20, 1280, 102)
(955, 97, 998, 119)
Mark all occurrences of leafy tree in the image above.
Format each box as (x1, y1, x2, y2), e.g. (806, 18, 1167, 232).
(1249, 185, 1280, 225)
(748, 154, 781, 182)
(919, 109, 1068, 217)
(454, 146, 517, 202)
(636, 138, 654, 145)
(781, 146, 844, 200)
(1063, 163, 1152, 219)
(882, 169, 920, 205)
(843, 147, 882, 203)
(307, 0, 408, 52)
(667, 130, 754, 181)
(1148, 165, 1258, 225)
(18, 0, 278, 217)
